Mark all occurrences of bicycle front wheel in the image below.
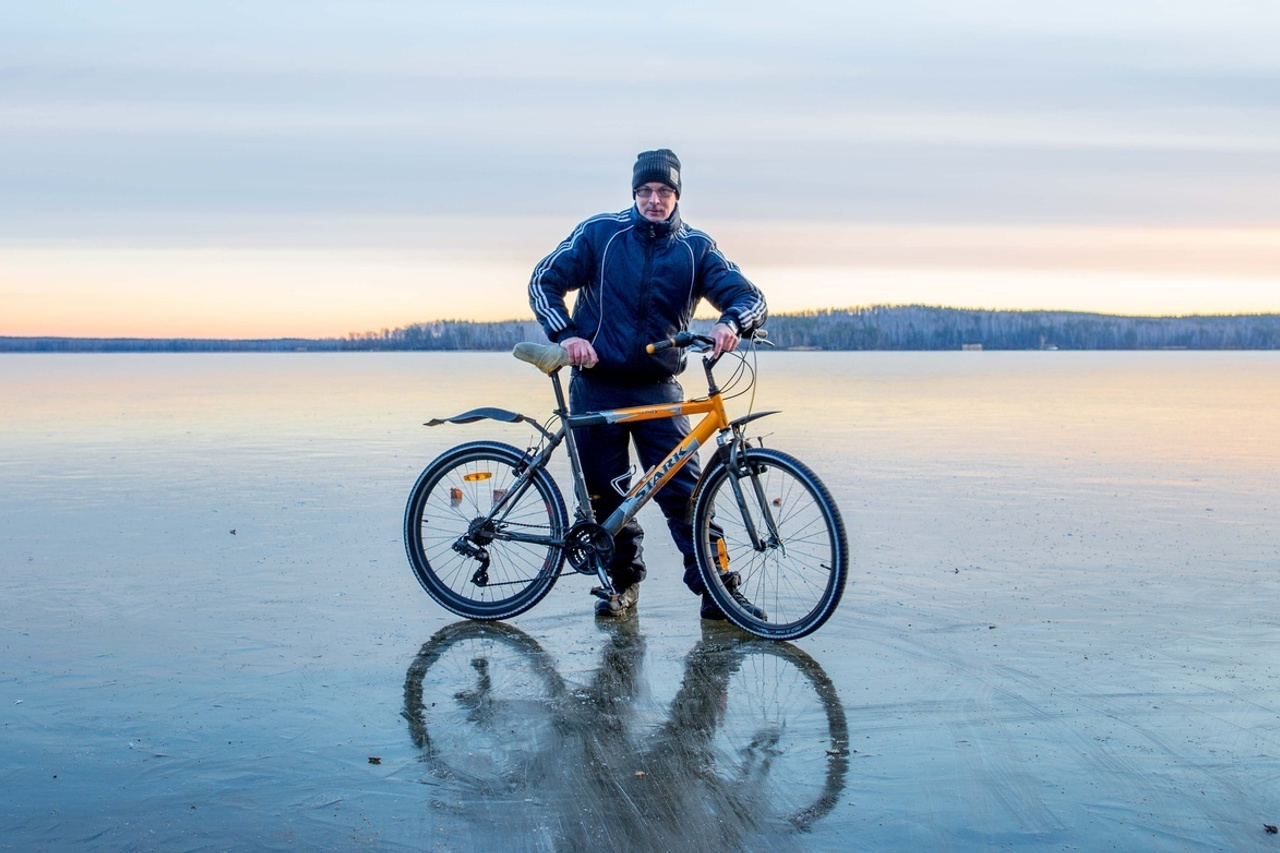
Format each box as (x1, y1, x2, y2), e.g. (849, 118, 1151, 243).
(692, 447, 848, 640)
(404, 440, 567, 620)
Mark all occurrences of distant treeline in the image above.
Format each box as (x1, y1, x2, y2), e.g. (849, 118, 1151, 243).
(5, 307, 1279, 353)
(762, 306, 1280, 351)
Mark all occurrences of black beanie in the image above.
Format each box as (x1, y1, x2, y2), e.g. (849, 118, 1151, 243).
(632, 149, 682, 197)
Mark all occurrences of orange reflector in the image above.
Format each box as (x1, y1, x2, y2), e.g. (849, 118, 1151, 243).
(462, 472, 493, 482)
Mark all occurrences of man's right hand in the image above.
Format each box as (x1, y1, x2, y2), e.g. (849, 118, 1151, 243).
(560, 336, 598, 368)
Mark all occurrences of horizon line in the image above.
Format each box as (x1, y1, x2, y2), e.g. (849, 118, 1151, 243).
(4, 304, 1280, 343)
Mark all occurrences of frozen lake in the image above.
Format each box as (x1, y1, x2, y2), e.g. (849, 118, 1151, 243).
(2, 350, 1279, 851)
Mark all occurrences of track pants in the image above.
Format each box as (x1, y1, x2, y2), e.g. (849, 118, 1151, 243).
(569, 372, 709, 595)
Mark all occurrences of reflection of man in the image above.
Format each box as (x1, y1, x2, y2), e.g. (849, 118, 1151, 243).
(528, 149, 768, 620)
(404, 620, 848, 847)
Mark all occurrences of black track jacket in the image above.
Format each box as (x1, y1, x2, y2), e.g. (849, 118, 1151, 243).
(528, 205, 767, 385)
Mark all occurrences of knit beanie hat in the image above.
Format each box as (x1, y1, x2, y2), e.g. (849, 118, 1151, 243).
(632, 149, 682, 197)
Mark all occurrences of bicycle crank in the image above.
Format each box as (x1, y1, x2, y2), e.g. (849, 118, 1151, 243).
(564, 521, 615, 579)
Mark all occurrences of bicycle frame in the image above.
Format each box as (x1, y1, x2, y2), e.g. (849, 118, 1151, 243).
(489, 361, 731, 539)
(430, 341, 777, 592)
(570, 391, 784, 562)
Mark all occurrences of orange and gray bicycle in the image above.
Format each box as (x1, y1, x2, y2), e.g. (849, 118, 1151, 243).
(403, 331, 848, 640)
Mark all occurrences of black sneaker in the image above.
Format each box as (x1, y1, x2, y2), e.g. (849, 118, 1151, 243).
(699, 572, 766, 621)
(699, 593, 728, 621)
(594, 583, 640, 617)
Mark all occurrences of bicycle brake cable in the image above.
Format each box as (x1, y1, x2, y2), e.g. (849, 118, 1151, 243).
(718, 341, 757, 408)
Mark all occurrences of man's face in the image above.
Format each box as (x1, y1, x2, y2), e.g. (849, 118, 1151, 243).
(635, 182, 677, 222)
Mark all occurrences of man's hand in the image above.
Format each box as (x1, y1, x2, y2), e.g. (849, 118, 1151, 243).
(560, 336, 598, 368)
(710, 322, 740, 358)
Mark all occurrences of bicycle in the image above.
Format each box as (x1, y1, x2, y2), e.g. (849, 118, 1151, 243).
(403, 330, 848, 640)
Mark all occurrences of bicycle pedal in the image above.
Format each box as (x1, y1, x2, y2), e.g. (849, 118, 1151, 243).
(590, 585, 616, 601)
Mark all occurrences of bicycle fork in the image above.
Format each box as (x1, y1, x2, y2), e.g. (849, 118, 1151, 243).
(720, 431, 786, 555)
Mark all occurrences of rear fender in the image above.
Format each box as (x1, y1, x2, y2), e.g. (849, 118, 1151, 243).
(426, 406, 558, 443)
(425, 406, 530, 427)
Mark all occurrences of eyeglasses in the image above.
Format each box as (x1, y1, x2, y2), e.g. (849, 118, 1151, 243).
(635, 186, 675, 200)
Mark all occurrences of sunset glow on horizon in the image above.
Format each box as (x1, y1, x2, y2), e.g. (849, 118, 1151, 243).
(4, 221, 1278, 339)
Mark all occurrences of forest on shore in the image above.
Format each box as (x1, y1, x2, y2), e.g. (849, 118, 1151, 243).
(5, 306, 1279, 353)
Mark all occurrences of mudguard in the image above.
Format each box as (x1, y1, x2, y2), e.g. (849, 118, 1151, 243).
(425, 407, 531, 427)
(728, 410, 780, 430)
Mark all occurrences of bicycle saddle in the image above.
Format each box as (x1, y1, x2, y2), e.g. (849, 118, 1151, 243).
(513, 342, 572, 374)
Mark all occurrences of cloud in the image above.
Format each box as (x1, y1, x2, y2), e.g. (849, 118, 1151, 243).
(3, 1, 1277, 334)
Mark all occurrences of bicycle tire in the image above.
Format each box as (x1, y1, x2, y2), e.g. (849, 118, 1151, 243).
(692, 447, 848, 640)
(404, 440, 567, 620)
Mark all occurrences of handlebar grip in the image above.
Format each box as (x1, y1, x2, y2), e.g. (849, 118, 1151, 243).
(647, 331, 702, 353)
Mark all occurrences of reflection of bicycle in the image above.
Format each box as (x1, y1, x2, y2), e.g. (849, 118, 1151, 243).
(402, 620, 850, 842)
(403, 331, 848, 640)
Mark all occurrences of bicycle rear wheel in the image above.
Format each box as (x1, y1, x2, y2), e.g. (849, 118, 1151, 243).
(404, 440, 567, 620)
(691, 447, 848, 640)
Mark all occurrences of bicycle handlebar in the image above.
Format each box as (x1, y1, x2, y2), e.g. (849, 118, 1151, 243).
(646, 328, 769, 354)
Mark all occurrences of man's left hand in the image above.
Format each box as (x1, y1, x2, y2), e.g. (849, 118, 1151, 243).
(710, 322, 739, 358)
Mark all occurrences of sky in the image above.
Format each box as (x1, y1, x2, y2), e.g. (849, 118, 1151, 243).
(2, 0, 1279, 338)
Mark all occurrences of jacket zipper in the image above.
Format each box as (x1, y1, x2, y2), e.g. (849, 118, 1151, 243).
(635, 238, 655, 351)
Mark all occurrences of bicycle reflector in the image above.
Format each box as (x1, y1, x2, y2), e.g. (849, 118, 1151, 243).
(462, 472, 493, 482)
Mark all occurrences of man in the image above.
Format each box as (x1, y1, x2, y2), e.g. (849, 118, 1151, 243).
(528, 148, 768, 620)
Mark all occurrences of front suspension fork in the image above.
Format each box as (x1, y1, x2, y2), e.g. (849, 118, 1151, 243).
(722, 433, 784, 554)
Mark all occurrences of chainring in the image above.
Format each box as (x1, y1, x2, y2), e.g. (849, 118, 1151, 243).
(564, 522, 615, 575)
